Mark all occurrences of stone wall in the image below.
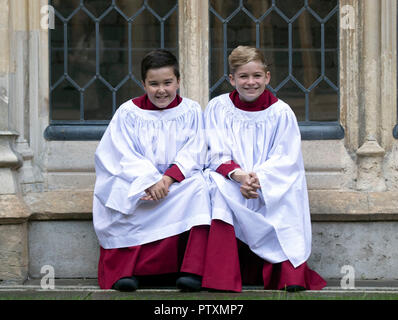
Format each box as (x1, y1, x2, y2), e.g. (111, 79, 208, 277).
(26, 220, 398, 281)
(0, 0, 398, 282)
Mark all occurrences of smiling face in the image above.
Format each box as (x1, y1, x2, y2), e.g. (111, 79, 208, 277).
(143, 66, 180, 108)
(229, 60, 271, 102)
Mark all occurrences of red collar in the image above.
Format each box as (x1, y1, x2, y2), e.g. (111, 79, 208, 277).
(132, 94, 182, 110)
(229, 89, 278, 111)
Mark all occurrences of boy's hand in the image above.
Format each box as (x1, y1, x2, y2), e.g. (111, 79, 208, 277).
(140, 175, 175, 201)
(231, 169, 261, 199)
(162, 175, 175, 189)
(141, 179, 168, 201)
(247, 172, 260, 189)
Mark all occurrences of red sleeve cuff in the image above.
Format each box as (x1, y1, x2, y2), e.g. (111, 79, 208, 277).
(164, 164, 185, 182)
(216, 161, 241, 179)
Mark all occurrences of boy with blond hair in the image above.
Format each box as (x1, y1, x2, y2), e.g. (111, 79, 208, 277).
(202, 46, 326, 292)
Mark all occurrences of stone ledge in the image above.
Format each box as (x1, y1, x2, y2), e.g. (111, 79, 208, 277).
(309, 190, 398, 221)
(308, 190, 398, 214)
(0, 194, 30, 224)
(311, 212, 398, 222)
(3, 190, 398, 223)
(24, 190, 93, 221)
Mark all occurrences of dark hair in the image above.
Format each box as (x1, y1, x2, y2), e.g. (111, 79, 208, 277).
(141, 49, 180, 81)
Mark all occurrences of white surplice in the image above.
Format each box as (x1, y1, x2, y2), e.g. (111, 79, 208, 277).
(93, 97, 211, 249)
(204, 93, 312, 268)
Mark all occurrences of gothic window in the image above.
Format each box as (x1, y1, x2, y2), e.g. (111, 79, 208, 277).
(209, 0, 342, 138)
(49, 0, 178, 124)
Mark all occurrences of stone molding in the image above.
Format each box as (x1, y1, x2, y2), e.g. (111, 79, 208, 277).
(178, 0, 209, 110)
(1, 189, 396, 223)
(0, 131, 22, 169)
(308, 190, 398, 221)
(339, 0, 397, 192)
(0, 132, 24, 195)
(24, 190, 93, 221)
(0, 194, 30, 224)
(354, 0, 386, 192)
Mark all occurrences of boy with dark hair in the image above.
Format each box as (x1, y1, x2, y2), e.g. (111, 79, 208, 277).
(93, 49, 210, 292)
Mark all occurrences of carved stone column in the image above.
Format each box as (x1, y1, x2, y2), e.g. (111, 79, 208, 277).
(0, 0, 30, 283)
(0, 131, 23, 193)
(0, 0, 23, 195)
(11, 0, 45, 193)
(178, 0, 209, 109)
(356, 0, 386, 192)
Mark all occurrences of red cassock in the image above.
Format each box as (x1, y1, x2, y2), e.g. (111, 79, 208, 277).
(98, 94, 209, 289)
(98, 225, 209, 289)
(201, 219, 326, 292)
(98, 92, 326, 291)
(201, 89, 326, 292)
(98, 220, 325, 291)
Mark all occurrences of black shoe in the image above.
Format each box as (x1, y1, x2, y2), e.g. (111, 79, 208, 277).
(284, 285, 306, 292)
(112, 276, 139, 292)
(176, 274, 202, 292)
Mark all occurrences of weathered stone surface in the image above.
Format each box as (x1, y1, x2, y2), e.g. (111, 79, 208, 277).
(309, 190, 398, 216)
(18, 189, 398, 222)
(302, 141, 346, 172)
(309, 190, 369, 214)
(0, 194, 30, 224)
(305, 172, 345, 190)
(24, 219, 398, 280)
(44, 141, 98, 172)
(367, 192, 398, 214)
(46, 172, 95, 191)
(356, 140, 386, 192)
(0, 223, 28, 280)
(24, 190, 93, 220)
(178, 0, 209, 109)
(28, 221, 99, 278)
(0, 132, 23, 194)
(309, 221, 398, 280)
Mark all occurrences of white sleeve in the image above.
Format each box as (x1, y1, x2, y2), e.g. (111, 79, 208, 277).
(255, 108, 307, 214)
(172, 105, 207, 178)
(204, 101, 234, 171)
(94, 107, 162, 215)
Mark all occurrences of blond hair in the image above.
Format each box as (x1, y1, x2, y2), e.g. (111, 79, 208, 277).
(228, 46, 269, 74)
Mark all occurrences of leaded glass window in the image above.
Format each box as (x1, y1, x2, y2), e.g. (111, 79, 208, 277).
(210, 0, 339, 123)
(49, 0, 178, 123)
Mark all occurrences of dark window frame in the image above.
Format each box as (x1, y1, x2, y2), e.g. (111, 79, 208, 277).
(46, 0, 344, 141)
(209, 0, 343, 140)
(45, 0, 178, 140)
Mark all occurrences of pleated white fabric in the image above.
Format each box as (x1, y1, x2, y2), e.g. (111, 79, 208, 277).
(204, 93, 312, 267)
(93, 98, 211, 249)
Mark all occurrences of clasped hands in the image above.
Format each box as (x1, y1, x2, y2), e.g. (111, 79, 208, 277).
(230, 169, 261, 199)
(140, 169, 261, 201)
(140, 175, 175, 201)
